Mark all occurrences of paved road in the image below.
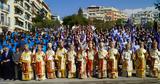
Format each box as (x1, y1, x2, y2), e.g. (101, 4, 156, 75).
(0, 77, 160, 84)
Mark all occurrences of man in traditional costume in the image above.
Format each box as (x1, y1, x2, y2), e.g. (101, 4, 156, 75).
(34, 45, 46, 80)
(20, 44, 33, 80)
(55, 41, 67, 78)
(45, 43, 56, 79)
(121, 43, 133, 77)
(108, 41, 119, 79)
(149, 41, 160, 78)
(86, 41, 96, 78)
(67, 44, 76, 78)
(98, 42, 108, 79)
(135, 42, 147, 78)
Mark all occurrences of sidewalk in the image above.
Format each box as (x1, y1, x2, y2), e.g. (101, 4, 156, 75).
(0, 77, 159, 84)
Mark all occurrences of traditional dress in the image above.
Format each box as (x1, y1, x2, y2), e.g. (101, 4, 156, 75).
(46, 49, 56, 79)
(122, 50, 133, 77)
(55, 48, 67, 78)
(149, 49, 160, 78)
(135, 48, 147, 78)
(67, 50, 76, 78)
(86, 49, 95, 77)
(20, 51, 33, 80)
(98, 48, 108, 78)
(34, 51, 46, 80)
(108, 48, 119, 78)
(77, 51, 87, 79)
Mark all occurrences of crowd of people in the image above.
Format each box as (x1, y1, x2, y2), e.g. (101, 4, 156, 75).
(0, 23, 160, 81)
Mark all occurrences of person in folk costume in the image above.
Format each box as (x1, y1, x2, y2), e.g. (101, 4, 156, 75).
(135, 42, 148, 78)
(45, 43, 56, 79)
(55, 41, 67, 78)
(108, 41, 119, 79)
(98, 42, 108, 79)
(121, 43, 134, 77)
(20, 44, 33, 80)
(1, 46, 14, 80)
(77, 43, 87, 79)
(67, 44, 76, 78)
(34, 45, 46, 80)
(86, 41, 96, 78)
(149, 41, 160, 78)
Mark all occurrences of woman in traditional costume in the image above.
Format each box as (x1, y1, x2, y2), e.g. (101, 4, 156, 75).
(149, 41, 160, 78)
(45, 43, 56, 79)
(67, 44, 76, 78)
(77, 44, 87, 79)
(20, 44, 33, 80)
(135, 42, 148, 78)
(34, 45, 46, 80)
(86, 41, 96, 78)
(108, 41, 119, 79)
(55, 41, 67, 78)
(121, 43, 133, 77)
(98, 42, 108, 79)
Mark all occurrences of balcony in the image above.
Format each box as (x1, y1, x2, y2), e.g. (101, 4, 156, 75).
(24, 12, 32, 22)
(15, 18, 25, 29)
(0, 2, 10, 13)
(14, 7, 24, 20)
(14, 0, 24, 10)
(15, 25, 28, 31)
(24, 4, 32, 14)
(24, 0, 31, 7)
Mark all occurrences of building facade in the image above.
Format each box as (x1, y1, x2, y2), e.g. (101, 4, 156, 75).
(83, 5, 127, 21)
(0, 0, 10, 32)
(131, 10, 159, 25)
(32, 0, 52, 19)
(0, 0, 52, 31)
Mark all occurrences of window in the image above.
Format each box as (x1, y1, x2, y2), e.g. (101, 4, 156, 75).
(1, 13, 4, 25)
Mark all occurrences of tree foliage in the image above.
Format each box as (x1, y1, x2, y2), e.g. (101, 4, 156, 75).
(63, 14, 88, 27)
(155, 0, 160, 11)
(32, 14, 60, 31)
(78, 8, 83, 16)
(92, 19, 116, 31)
(145, 21, 154, 29)
(155, 0, 160, 20)
(116, 19, 125, 26)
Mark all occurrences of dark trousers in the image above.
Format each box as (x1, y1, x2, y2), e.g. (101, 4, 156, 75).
(1, 62, 14, 80)
(14, 63, 22, 80)
(0, 63, 2, 78)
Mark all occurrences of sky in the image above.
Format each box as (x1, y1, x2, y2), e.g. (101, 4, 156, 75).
(44, 0, 156, 18)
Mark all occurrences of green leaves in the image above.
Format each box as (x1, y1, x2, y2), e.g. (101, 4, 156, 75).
(63, 14, 88, 27)
(32, 14, 60, 31)
(92, 19, 116, 31)
(116, 19, 125, 26)
(155, 0, 160, 20)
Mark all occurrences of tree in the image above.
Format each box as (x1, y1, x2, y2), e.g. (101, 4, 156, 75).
(92, 19, 116, 31)
(116, 19, 125, 26)
(63, 14, 88, 27)
(144, 21, 154, 30)
(32, 14, 60, 31)
(78, 8, 83, 16)
(155, 0, 160, 11)
(155, 0, 160, 20)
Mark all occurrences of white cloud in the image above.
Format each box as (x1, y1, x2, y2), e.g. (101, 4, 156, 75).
(122, 6, 158, 17)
